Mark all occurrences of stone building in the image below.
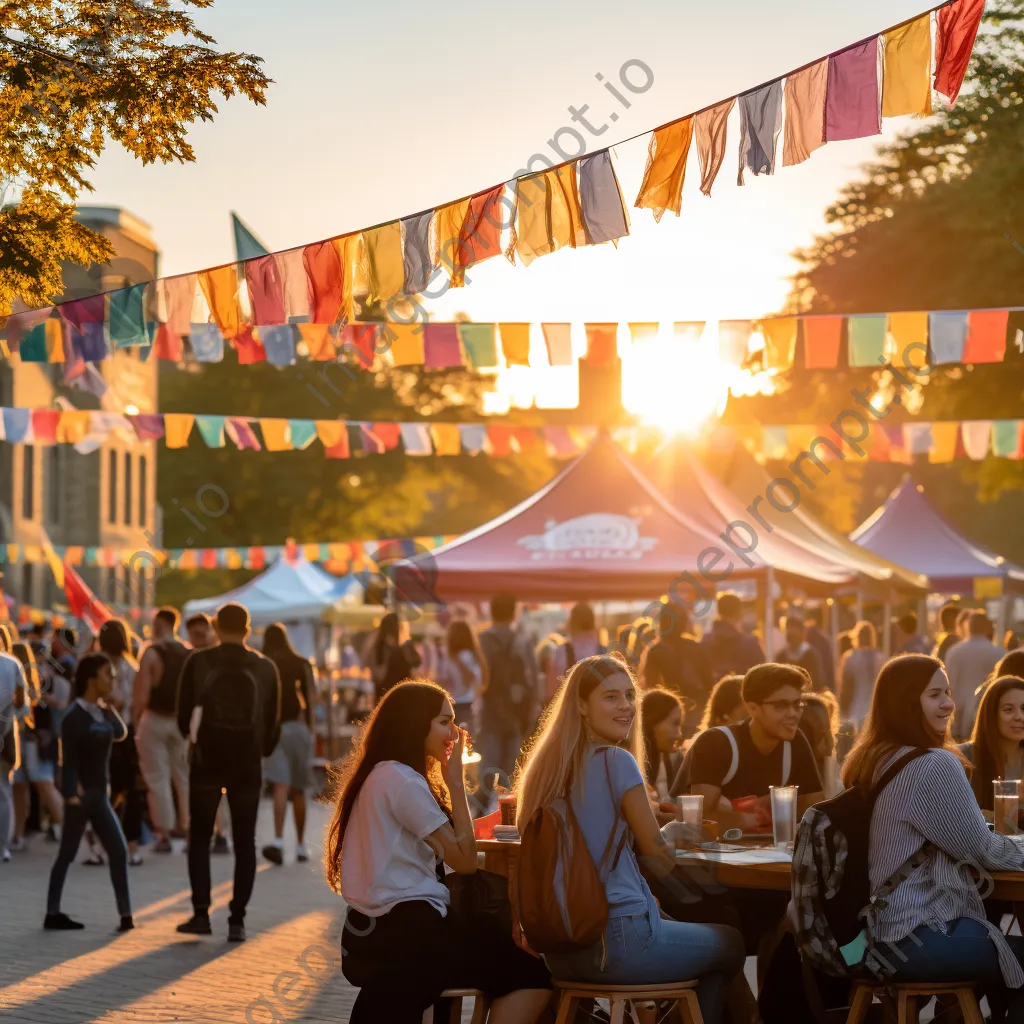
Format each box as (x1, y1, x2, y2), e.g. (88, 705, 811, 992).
(0, 206, 160, 620)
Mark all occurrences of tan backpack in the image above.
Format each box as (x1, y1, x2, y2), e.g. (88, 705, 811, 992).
(512, 748, 629, 954)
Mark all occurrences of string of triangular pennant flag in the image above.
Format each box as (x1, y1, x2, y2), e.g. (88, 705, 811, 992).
(2, 0, 982, 351)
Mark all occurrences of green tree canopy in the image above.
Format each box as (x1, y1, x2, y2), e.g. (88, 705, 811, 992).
(0, 0, 268, 315)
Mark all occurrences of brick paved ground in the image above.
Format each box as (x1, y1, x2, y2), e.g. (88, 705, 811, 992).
(0, 799, 368, 1024)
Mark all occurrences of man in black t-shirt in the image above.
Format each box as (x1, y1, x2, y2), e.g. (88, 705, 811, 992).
(685, 662, 823, 833)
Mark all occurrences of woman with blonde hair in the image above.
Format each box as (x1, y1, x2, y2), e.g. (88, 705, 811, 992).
(515, 655, 744, 1024)
(838, 620, 885, 729)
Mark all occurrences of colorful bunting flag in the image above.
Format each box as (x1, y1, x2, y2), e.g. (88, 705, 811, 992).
(737, 81, 783, 184)
(196, 415, 227, 448)
(694, 99, 735, 196)
(802, 316, 844, 369)
(189, 323, 225, 363)
(460, 185, 507, 273)
(430, 423, 462, 456)
(584, 323, 618, 365)
(579, 150, 629, 246)
(929, 311, 970, 364)
(226, 418, 261, 451)
(718, 320, 753, 367)
(993, 420, 1021, 458)
(232, 326, 267, 364)
(289, 420, 318, 450)
(401, 211, 435, 295)
(761, 318, 797, 371)
(886, 311, 928, 368)
(163, 414, 195, 449)
(627, 323, 659, 345)
(434, 198, 473, 286)
(131, 414, 165, 441)
(198, 266, 242, 338)
(275, 249, 310, 320)
(260, 325, 297, 366)
(961, 421, 992, 461)
(507, 166, 585, 266)
(783, 60, 828, 166)
(929, 421, 960, 463)
(260, 419, 292, 452)
(363, 222, 405, 306)
(161, 276, 197, 335)
(423, 323, 463, 368)
(245, 255, 287, 325)
(316, 420, 349, 456)
(673, 322, 705, 346)
(882, 14, 933, 117)
(634, 118, 693, 222)
(848, 314, 888, 366)
(964, 309, 1008, 363)
(826, 38, 882, 142)
(541, 323, 574, 366)
(297, 323, 336, 361)
(303, 241, 344, 325)
(399, 422, 433, 455)
(499, 323, 531, 366)
(935, 0, 985, 105)
(388, 323, 426, 366)
(458, 323, 498, 369)
(459, 423, 488, 455)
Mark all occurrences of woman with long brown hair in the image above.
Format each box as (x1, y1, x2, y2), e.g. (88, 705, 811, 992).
(326, 679, 550, 1024)
(842, 654, 1024, 1015)
(963, 676, 1024, 820)
(435, 619, 487, 730)
(515, 655, 744, 1024)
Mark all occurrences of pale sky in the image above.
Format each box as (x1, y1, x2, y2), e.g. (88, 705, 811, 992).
(85, 0, 935, 323)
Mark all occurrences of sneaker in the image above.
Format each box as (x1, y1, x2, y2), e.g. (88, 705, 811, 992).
(296, 844, 310, 863)
(153, 837, 173, 854)
(227, 921, 246, 943)
(83, 852, 105, 866)
(261, 843, 283, 866)
(128, 852, 144, 867)
(9, 836, 25, 852)
(118, 916, 135, 933)
(211, 834, 230, 855)
(44, 913, 84, 930)
(46, 825, 60, 843)
(1, 848, 10, 862)
(176, 914, 212, 936)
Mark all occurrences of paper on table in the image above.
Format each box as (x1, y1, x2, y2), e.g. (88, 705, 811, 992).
(676, 847, 793, 865)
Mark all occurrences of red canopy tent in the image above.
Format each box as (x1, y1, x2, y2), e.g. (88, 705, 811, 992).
(405, 435, 853, 604)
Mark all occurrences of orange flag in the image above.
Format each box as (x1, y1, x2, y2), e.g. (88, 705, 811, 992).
(507, 165, 585, 265)
(461, 185, 507, 273)
(199, 266, 242, 337)
(363, 222, 405, 306)
(434, 198, 472, 286)
(634, 117, 693, 221)
(783, 60, 828, 166)
(303, 241, 343, 324)
(694, 99, 735, 196)
(297, 323, 336, 361)
(499, 323, 531, 366)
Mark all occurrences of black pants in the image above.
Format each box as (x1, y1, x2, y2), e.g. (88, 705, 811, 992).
(343, 899, 550, 1024)
(109, 726, 146, 844)
(47, 789, 131, 917)
(188, 776, 260, 922)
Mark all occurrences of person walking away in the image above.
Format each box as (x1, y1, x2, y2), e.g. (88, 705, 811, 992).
(701, 592, 766, 680)
(841, 654, 1024, 1020)
(328, 680, 551, 1023)
(837, 621, 886, 731)
(175, 603, 280, 942)
(947, 611, 1004, 742)
(515, 655, 746, 1024)
(10, 641, 64, 850)
(638, 601, 715, 733)
(44, 653, 133, 932)
(261, 622, 315, 866)
(0, 625, 28, 862)
(184, 613, 230, 852)
(435, 620, 486, 731)
(133, 607, 190, 852)
(98, 620, 145, 867)
(368, 612, 421, 703)
(894, 612, 930, 655)
(803, 610, 835, 692)
(478, 594, 538, 782)
(932, 603, 963, 662)
(540, 602, 606, 705)
(775, 616, 826, 692)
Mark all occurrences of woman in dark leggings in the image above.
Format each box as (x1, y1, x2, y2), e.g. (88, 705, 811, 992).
(44, 653, 134, 932)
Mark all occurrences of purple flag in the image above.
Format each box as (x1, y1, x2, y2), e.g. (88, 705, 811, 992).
(825, 38, 882, 142)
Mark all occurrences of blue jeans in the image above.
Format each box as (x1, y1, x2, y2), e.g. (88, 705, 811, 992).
(544, 908, 745, 1024)
(878, 918, 1024, 1023)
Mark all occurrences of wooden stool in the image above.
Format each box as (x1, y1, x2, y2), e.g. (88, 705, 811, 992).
(846, 981, 984, 1024)
(553, 981, 704, 1024)
(439, 988, 492, 1024)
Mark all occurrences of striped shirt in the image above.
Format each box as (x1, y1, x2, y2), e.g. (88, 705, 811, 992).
(869, 746, 1024, 986)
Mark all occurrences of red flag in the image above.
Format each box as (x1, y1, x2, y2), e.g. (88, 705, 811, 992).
(64, 563, 114, 634)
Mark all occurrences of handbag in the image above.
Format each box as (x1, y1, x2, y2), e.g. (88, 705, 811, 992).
(444, 868, 513, 932)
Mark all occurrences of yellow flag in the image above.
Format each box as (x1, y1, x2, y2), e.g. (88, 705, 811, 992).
(199, 266, 242, 337)
(39, 528, 65, 589)
(761, 318, 798, 371)
(259, 419, 293, 452)
(883, 14, 933, 117)
(386, 323, 426, 366)
(635, 117, 693, 221)
(430, 423, 462, 455)
(363, 222, 405, 304)
(164, 414, 196, 449)
(886, 312, 929, 368)
(929, 422, 960, 463)
(499, 323, 531, 366)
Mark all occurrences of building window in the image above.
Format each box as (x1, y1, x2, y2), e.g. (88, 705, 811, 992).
(22, 445, 34, 520)
(47, 446, 61, 525)
(123, 452, 133, 526)
(108, 449, 118, 524)
(138, 455, 148, 529)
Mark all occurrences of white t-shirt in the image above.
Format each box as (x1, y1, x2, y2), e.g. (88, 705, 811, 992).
(340, 760, 450, 918)
(438, 650, 483, 704)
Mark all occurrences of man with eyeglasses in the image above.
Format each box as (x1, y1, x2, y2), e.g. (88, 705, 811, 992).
(684, 663, 824, 835)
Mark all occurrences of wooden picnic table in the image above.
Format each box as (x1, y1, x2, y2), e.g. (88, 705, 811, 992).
(477, 839, 1024, 902)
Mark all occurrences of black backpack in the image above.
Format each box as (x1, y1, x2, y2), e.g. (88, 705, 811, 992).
(196, 658, 262, 755)
(487, 634, 529, 721)
(792, 748, 929, 977)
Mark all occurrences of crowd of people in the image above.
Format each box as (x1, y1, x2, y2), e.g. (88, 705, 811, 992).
(5, 588, 1024, 1022)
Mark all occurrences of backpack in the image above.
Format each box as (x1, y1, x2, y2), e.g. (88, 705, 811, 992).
(486, 633, 529, 722)
(714, 725, 791, 786)
(512, 748, 628, 954)
(196, 658, 262, 755)
(792, 748, 929, 977)
(147, 640, 190, 714)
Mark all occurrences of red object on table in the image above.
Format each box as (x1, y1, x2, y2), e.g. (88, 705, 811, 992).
(732, 796, 773, 833)
(473, 810, 500, 840)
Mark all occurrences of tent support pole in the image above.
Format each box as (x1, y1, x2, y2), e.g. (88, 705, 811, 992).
(764, 567, 775, 660)
(882, 598, 892, 656)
